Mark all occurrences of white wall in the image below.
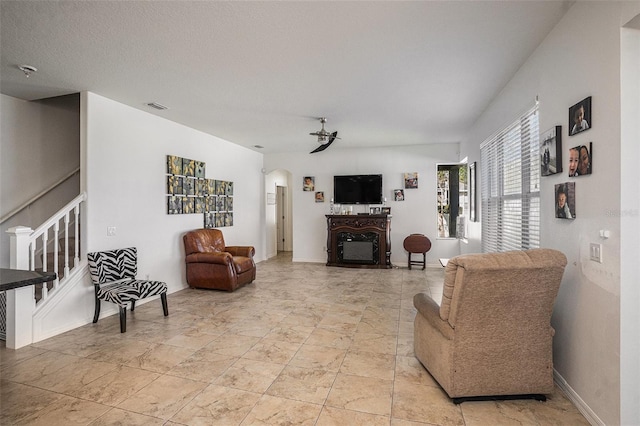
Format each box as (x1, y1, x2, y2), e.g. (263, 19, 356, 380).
(0, 94, 80, 267)
(84, 92, 265, 294)
(620, 14, 640, 426)
(265, 144, 460, 266)
(459, 3, 640, 425)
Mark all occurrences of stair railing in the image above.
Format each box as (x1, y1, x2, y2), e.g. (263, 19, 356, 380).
(4, 191, 87, 349)
(7, 192, 87, 305)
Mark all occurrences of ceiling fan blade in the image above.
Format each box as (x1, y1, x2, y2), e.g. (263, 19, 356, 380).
(310, 131, 338, 154)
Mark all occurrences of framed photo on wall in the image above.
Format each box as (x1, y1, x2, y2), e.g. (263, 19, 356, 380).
(541, 126, 562, 176)
(404, 172, 418, 189)
(569, 96, 592, 136)
(303, 176, 315, 191)
(568, 142, 592, 177)
(555, 182, 576, 219)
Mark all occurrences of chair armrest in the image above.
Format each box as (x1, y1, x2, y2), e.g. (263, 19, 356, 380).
(185, 252, 233, 265)
(413, 292, 454, 339)
(225, 246, 255, 258)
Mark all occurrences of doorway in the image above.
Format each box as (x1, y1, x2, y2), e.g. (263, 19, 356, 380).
(265, 169, 293, 258)
(276, 185, 286, 252)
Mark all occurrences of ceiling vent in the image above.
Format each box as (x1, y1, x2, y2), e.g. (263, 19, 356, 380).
(146, 102, 168, 110)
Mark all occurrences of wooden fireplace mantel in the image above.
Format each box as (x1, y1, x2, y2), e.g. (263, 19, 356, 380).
(326, 214, 391, 268)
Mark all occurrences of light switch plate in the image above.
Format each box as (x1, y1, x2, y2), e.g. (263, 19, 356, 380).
(590, 243, 602, 263)
(107, 226, 116, 236)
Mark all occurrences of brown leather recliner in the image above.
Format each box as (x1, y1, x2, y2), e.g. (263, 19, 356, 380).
(183, 228, 256, 291)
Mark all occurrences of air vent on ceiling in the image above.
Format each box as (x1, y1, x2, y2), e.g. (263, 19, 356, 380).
(146, 102, 168, 110)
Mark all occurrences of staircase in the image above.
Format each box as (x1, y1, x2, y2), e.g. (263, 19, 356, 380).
(1, 192, 87, 348)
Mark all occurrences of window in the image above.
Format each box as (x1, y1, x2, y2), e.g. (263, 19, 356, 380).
(480, 104, 539, 252)
(437, 163, 467, 239)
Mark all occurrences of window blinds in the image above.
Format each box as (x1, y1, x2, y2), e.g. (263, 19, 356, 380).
(480, 104, 540, 253)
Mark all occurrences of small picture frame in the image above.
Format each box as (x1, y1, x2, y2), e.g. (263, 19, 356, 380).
(204, 212, 215, 228)
(167, 155, 183, 175)
(555, 182, 576, 219)
(182, 197, 195, 214)
(381, 207, 391, 215)
(568, 142, 592, 177)
(303, 176, 315, 191)
(195, 161, 205, 178)
(569, 96, 592, 136)
(315, 191, 325, 202)
(167, 196, 183, 214)
(404, 172, 418, 189)
(182, 158, 196, 177)
(394, 189, 404, 201)
(167, 175, 183, 195)
(184, 177, 196, 196)
(541, 126, 562, 176)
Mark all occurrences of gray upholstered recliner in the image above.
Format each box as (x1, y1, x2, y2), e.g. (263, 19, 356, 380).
(413, 249, 567, 403)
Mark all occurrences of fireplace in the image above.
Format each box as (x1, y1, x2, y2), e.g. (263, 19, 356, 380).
(338, 232, 379, 264)
(326, 215, 391, 268)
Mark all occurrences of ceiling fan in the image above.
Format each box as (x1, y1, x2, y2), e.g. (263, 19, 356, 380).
(309, 117, 340, 154)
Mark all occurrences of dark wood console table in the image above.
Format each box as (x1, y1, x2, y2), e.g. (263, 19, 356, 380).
(326, 214, 391, 268)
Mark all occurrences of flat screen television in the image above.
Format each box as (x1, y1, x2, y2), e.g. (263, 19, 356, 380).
(334, 174, 383, 205)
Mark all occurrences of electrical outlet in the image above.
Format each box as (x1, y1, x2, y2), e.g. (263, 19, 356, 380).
(590, 243, 603, 263)
(107, 226, 116, 236)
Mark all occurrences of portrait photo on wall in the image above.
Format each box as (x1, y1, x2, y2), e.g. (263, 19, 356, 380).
(303, 176, 315, 191)
(394, 189, 405, 201)
(315, 191, 324, 203)
(555, 182, 576, 219)
(540, 126, 562, 176)
(568, 142, 592, 177)
(404, 172, 418, 189)
(569, 96, 592, 136)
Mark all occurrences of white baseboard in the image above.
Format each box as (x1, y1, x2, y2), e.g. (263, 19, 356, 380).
(554, 369, 604, 426)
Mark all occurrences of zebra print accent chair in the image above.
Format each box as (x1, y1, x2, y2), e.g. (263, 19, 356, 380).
(87, 247, 168, 333)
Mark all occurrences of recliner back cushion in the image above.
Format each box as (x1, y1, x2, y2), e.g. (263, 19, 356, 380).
(184, 229, 226, 255)
(439, 249, 567, 329)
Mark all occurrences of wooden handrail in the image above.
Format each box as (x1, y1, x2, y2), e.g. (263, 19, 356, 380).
(0, 167, 80, 225)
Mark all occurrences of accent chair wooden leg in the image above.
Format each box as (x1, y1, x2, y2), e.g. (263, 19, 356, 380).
(93, 297, 101, 323)
(130, 300, 136, 312)
(422, 253, 426, 270)
(119, 306, 127, 333)
(407, 254, 412, 270)
(161, 293, 169, 316)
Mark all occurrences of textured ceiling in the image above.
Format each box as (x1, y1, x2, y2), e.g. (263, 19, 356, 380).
(1, 1, 571, 154)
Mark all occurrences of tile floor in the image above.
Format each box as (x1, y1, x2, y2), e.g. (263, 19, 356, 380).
(1, 253, 589, 425)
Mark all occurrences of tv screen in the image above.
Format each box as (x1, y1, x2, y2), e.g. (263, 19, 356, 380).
(334, 174, 383, 204)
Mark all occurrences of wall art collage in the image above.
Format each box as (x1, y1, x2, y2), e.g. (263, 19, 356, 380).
(166, 155, 234, 227)
(541, 96, 593, 220)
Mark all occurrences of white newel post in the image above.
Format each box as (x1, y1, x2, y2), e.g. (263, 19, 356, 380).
(6, 226, 35, 349)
